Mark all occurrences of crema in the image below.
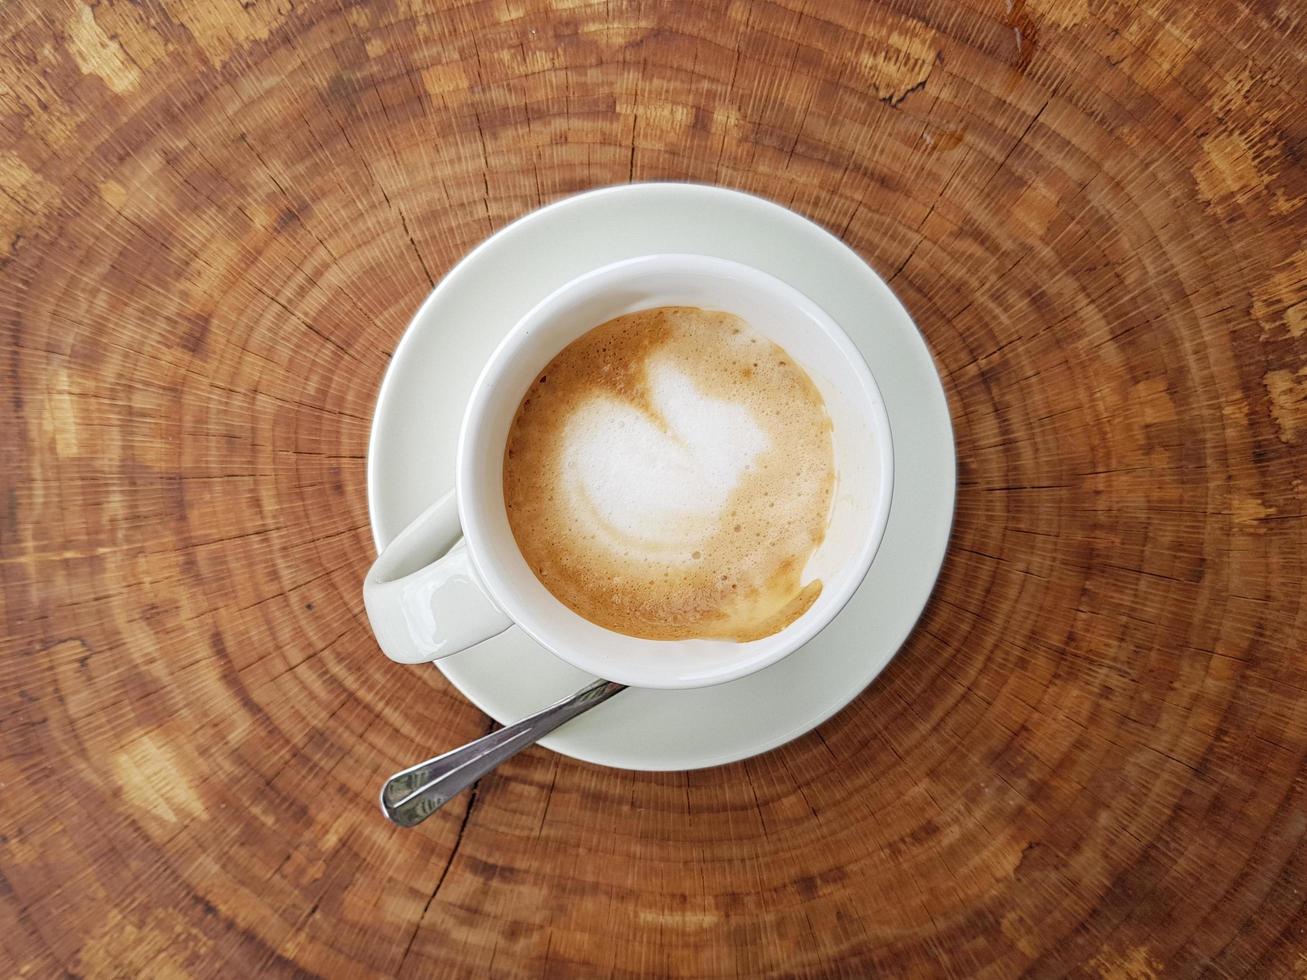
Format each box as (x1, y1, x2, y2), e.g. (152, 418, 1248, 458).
(503, 307, 835, 641)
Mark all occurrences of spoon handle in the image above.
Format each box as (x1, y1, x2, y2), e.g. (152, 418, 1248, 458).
(380, 678, 626, 827)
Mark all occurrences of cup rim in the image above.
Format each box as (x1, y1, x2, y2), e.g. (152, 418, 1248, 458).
(455, 253, 894, 689)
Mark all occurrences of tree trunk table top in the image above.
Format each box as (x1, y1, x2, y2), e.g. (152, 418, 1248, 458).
(3, 1, 1305, 976)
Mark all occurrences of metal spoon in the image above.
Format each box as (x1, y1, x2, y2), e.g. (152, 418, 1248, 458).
(380, 678, 626, 827)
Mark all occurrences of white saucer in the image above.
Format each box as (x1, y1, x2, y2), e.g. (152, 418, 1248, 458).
(368, 184, 954, 771)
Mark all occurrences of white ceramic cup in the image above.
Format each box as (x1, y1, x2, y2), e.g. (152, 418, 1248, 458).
(364, 254, 893, 690)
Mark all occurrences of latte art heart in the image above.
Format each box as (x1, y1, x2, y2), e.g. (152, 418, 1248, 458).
(561, 360, 770, 556)
(503, 306, 835, 642)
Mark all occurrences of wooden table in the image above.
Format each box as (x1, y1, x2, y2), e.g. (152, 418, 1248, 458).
(4, 1, 1305, 975)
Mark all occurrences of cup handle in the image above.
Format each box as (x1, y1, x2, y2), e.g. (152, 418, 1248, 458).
(364, 490, 512, 664)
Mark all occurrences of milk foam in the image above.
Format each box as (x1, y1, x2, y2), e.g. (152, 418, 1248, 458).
(560, 359, 770, 557)
(502, 306, 835, 642)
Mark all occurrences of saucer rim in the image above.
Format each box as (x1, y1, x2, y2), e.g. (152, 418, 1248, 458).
(367, 182, 956, 771)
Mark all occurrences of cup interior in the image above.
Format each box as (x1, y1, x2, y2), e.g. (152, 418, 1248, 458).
(458, 254, 893, 689)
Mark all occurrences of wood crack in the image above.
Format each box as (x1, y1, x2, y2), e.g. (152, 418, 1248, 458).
(881, 74, 929, 109)
(396, 715, 496, 973)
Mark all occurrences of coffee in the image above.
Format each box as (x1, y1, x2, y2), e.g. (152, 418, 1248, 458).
(502, 306, 835, 641)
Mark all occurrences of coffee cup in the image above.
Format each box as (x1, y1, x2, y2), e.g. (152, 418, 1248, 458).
(364, 254, 893, 690)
